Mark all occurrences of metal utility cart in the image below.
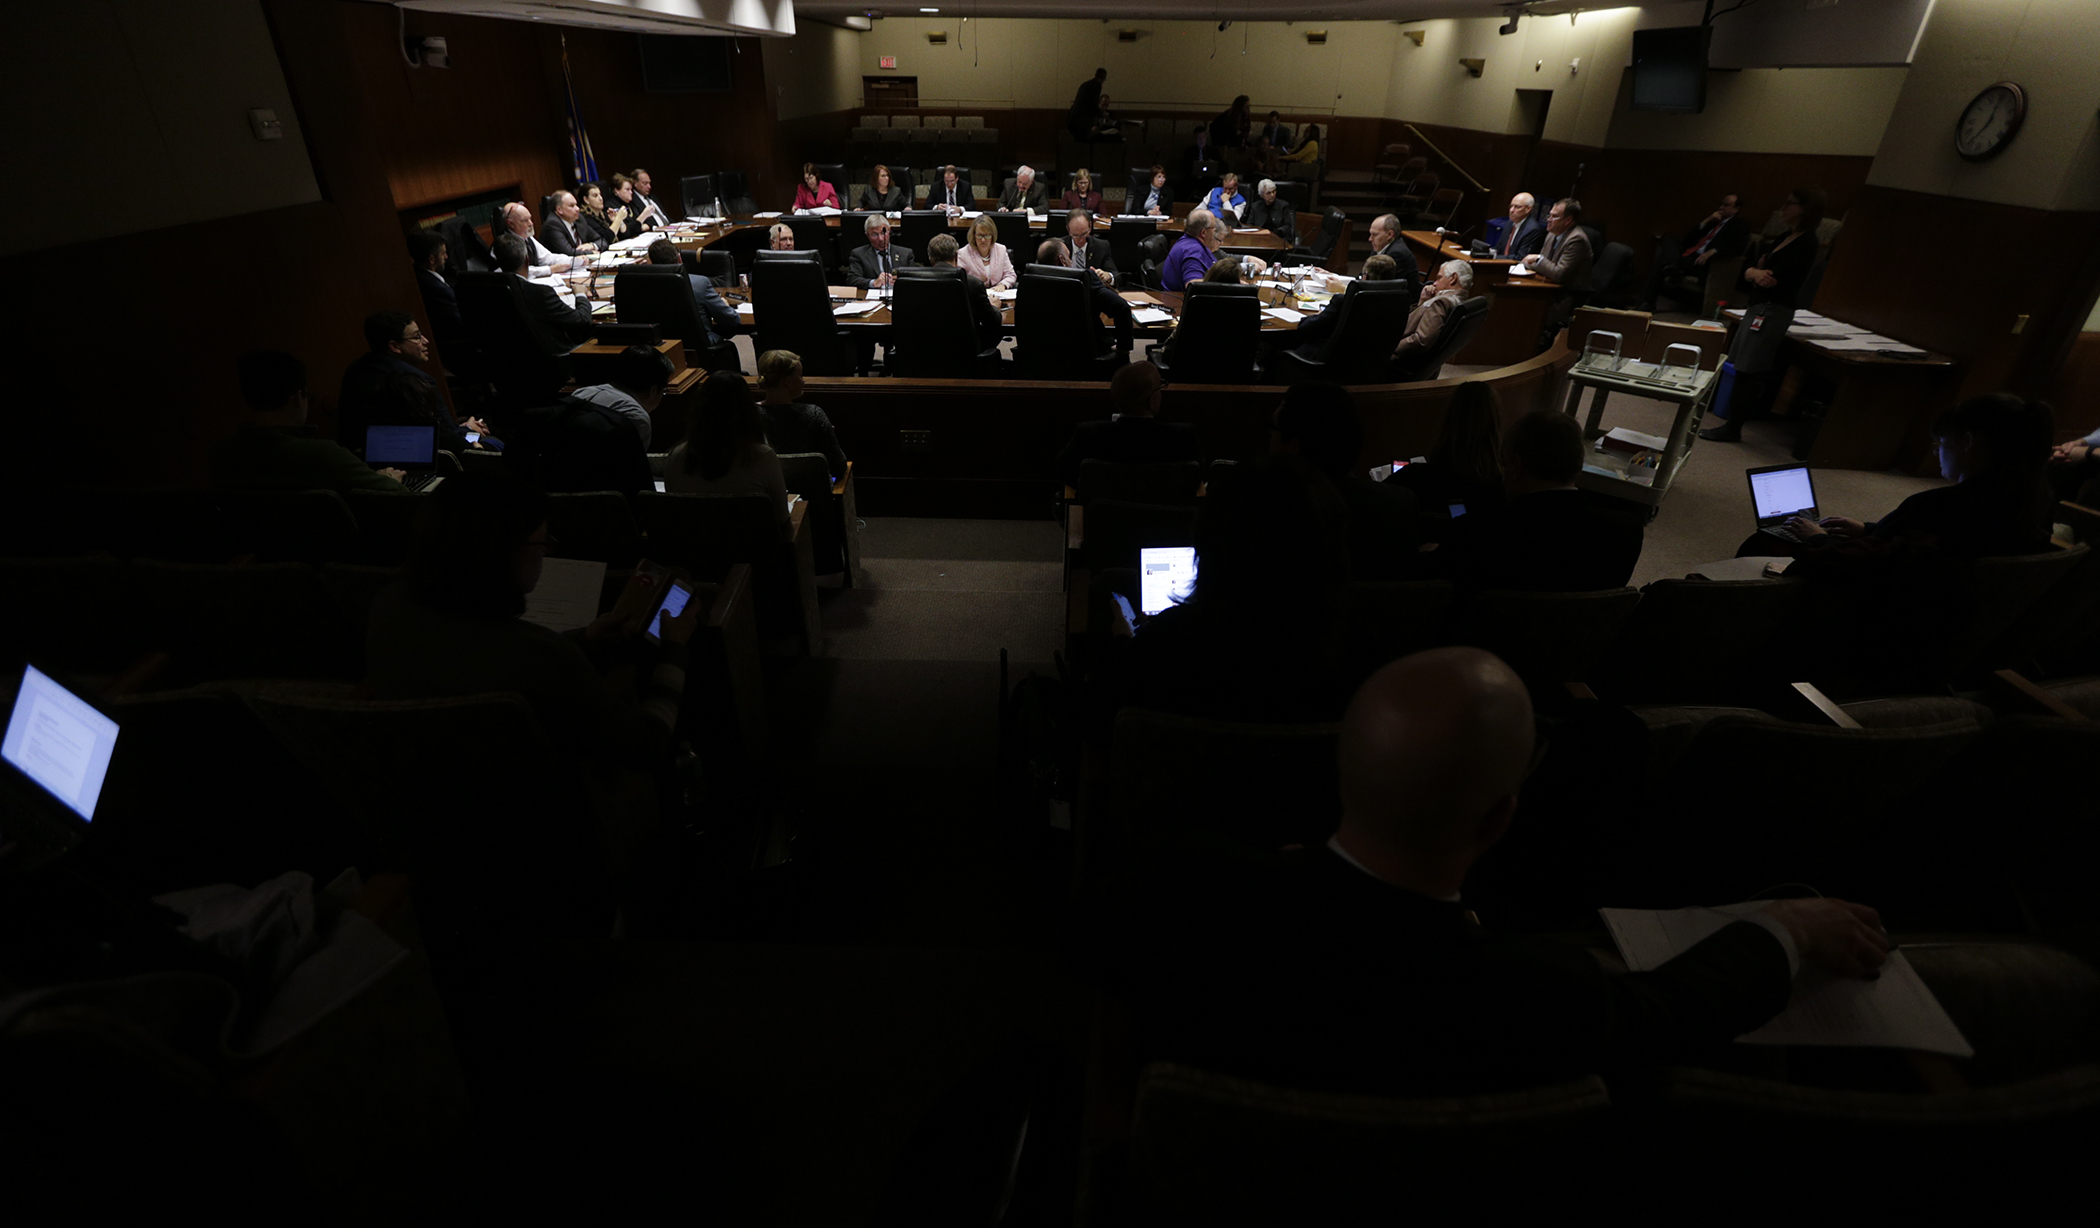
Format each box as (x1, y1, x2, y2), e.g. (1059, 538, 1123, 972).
(1560, 330, 1719, 515)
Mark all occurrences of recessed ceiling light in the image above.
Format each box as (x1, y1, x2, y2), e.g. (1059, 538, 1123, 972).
(920, 6, 939, 10)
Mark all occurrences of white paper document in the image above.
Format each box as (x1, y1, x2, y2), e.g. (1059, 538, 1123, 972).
(522, 558, 606, 634)
(1603, 426, 1670, 452)
(752, 211, 784, 219)
(736, 302, 755, 316)
(988, 287, 1018, 302)
(1786, 326, 1862, 339)
(1130, 307, 1173, 325)
(1263, 307, 1306, 322)
(682, 216, 725, 226)
(833, 301, 884, 316)
(1600, 904, 1973, 1056)
(1506, 265, 1535, 276)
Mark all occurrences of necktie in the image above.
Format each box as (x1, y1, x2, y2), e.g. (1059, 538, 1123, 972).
(1503, 225, 1515, 257)
(1073, 241, 1086, 271)
(947, 187, 955, 206)
(878, 250, 889, 275)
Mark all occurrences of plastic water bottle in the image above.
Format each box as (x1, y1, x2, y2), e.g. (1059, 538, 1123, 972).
(714, 195, 726, 223)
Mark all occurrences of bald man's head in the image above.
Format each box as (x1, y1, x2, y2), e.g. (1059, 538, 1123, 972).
(1338, 649, 1534, 859)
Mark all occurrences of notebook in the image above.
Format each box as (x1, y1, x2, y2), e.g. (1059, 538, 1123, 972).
(365, 424, 445, 491)
(0, 665, 121, 869)
(1746, 463, 1817, 529)
(1139, 546, 1197, 616)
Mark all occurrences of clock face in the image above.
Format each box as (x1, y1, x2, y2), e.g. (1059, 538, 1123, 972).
(1956, 82, 2026, 160)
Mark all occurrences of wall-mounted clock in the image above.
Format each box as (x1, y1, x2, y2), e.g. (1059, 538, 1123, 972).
(1956, 82, 2027, 161)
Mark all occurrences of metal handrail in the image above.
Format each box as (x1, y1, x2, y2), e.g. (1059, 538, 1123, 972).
(1403, 124, 1489, 195)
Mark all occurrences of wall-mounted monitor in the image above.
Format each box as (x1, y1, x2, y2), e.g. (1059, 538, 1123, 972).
(1632, 26, 1711, 114)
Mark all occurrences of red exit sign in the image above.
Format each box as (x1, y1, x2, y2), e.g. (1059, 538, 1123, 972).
(879, 56, 897, 69)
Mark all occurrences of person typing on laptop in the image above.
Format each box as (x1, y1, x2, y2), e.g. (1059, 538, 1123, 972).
(210, 351, 409, 494)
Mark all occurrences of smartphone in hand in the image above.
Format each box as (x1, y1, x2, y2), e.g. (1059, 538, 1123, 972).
(644, 580, 693, 644)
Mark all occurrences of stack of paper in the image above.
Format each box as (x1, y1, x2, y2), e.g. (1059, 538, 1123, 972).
(988, 287, 1018, 302)
(736, 302, 755, 317)
(522, 558, 606, 633)
(1263, 307, 1306, 323)
(1506, 265, 1535, 277)
(752, 211, 785, 219)
(833, 301, 884, 317)
(1601, 904, 1973, 1056)
(1130, 307, 1173, 325)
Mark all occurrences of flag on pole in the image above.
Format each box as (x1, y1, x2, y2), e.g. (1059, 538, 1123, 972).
(561, 33, 599, 185)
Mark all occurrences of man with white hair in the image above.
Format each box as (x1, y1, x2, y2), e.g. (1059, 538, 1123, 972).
(998, 165, 1046, 213)
(1209, 217, 1269, 280)
(1162, 209, 1218, 292)
(1392, 258, 1474, 376)
(501, 202, 572, 272)
(767, 222, 797, 251)
(1240, 178, 1297, 245)
(845, 214, 915, 290)
(1140, 647, 1892, 1096)
(1490, 191, 1545, 260)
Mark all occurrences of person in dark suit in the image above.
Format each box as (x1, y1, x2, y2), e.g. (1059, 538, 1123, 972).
(1208, 95, 1251, 151)
(998, 167, 1048, 213)
(1484, 192, 1547, 261)
(1240, 179, 1297, 244)
(1524, 197, 1594, 352)
(928, 234, 1006, 355)
(408, 231, 465, 355)
(1034, 239, 1133, 359)
(855, 164, 910, 213)
(1067, 68, 1107, 142)
(1054, 362, 1197, 487)
(1638, 192, 1748, 310)
(1260, 110, 1291, 152)
(929, 164, 975, 215)
(1434, 410, 1643, 592)
(1271, 381, 1425, 580)
(1135, 647, 1891, 1098)
(645, 240, 738, 347)
(493, 232, 595, 353)
(1059, 209, 1117, 288)
(1368, 212, 1409, 267)
(538, 191, 598, 258)
(844, 214, 917, 290)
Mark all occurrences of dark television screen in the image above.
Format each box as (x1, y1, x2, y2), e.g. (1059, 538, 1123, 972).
(1631, 26, 1710, 114)
(638, 35, 732, 93)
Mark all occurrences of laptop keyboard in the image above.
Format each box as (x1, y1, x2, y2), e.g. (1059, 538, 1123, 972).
(1760, 524, 1804, 543)
(399, 473, 443, 493)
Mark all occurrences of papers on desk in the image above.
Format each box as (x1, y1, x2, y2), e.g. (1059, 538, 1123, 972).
(961, 210, 983, 219)
(1505, 265, 1535, 276)
(796, 206, 843, 217)
(1231, 227, 1265, 234)
(1600, 904, 1974, 1057)
(529, 275, 570, 291)
(522, 557, 606, 634)
(609, 235, 654, 253)
(867, 286, 893, 300)
(752, 211, 784, 219)
(833, 301, 884, 317)
(1130, 307, 1174, 325)
(1263, 306, 1306, 323)
(683, 215, 725, 225)
(736, 302, 755, 317)
(1691, 318, 1728, 330)
(590, 301, 616, 316)
(1791, 311, 1836, 326)
(988, 287, 1018, 302)
(1786, 325, 1864, 339)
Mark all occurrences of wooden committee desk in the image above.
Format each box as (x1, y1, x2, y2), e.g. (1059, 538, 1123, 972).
(1403, 230, 1561, 368)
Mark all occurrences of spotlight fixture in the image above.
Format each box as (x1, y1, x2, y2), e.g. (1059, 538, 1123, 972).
(1499, 15, 1521, 35)
(1218, 20, 1232, 32)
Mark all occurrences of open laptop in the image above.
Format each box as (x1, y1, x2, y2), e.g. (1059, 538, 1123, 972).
(365, 424, 445, 492)
(0, 664, 121, 871)
(1746, 463, 1818, 541)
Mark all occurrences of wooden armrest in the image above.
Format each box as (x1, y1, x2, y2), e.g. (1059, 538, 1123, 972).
(709, 563, 752, 630)
(1066, 503, 1085, 552)
(788, 499, 807, 541)
(1985, 668, 2089, 723)
(1788, 681, 1862, 729)
(2057, 501, 2100, 543)
(832, 460, 853, 497)
(98, 652, 170, 700)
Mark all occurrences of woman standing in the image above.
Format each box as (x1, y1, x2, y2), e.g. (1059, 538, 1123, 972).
(1700, 187, 1826, 443)
(958, 214, 1017, 289)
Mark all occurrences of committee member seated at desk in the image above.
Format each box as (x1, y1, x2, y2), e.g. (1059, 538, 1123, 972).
(1129, 165, 1171, 217)
(1522, 197, 1593, 353)
(792, 162, 840, 212)
(1639, 192, 1747, 312)
(1434, 410, 1643, 592)
(959, 214, 1017, 289)
(845, 214, 915, 290)
(930, 164, 974, 215)
(857, 164, 909, 213)
(1062, 168, 1103, 214)
(767, 222, 797, 251)
(212, 351, 408, 494)
(998, 166, 1047, 213)
(646, 239, 738, 349)
(1392, 260, 1474, 380)
(1240, 179, 1296, 244)
(627, 168, 670, 228)
(607, 173, 655, 234)
(664, 371, 791, 538)
(1367, 212, 1410, 270)
(1136, 647, 1889, 1098)
(1483, 192, 1545, 261)
(756, 349, 849, 478)
(493, 233, 595, 354)
(928, 234, 1008, 355)
(578, 183, 631, 248)
(501, 202, 571, 272)
(539, 191, 599, 259)
(1058, 208, 1116, 287)
(1053, 361, 1196, 489)
(1161, 210, 1219, 292)
(1035, 238, 1135, 359)
(1700, 188, 1826, 443)
(1202, 173, 1247, 225)
(339, 310, 492, 453)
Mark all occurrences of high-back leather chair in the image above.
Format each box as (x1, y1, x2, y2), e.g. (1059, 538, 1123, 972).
(453, 271, 571, 404)
(612, 265, 738, 371)
(779, 215, 834, 269)
(1137, 233, 1171, 290)
(815, 163, 849, 210)
(888, 266, 1000, 378)
(898, 210, 948, 262)
(439, 215, 494, 275)
(749, 257, 854, 376)
(715, 170, 757, 215)
(1394, 295, 1491, 382)
(1155, 281, 1261, 384)
(992, 210, 1033, 256)
(1267, 280, 1415, 384)
(1014, 264, 1114, 380)
(679, 173, 718, 219)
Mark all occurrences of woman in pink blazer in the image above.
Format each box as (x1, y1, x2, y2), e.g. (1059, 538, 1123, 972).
(958, 214, 1017, 289)
(791, 162, 840, 211)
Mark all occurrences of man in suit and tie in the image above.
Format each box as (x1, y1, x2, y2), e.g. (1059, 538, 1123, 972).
(1524, 197, 1594, 351)
(1260, 111, 1291, 152)
(931, 165, 975, 215)
(538, 191, 598, 258)
(845, 214, 917, 290)
(1486, 192, 1547, 261)
(1136, 645, 1892, 1098)
(998, 166, 1048, 213)
(1059, 209, 1117, 288)
(1638, 192, 1749, 311)
(1053, 362, 1197, 487)
(628, 168, 671, 228)
(1366, 214, 1423, 303)
(493, 232, 595, 353)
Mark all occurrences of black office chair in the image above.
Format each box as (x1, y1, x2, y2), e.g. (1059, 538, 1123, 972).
(1137, 233, 1171, 291)
(1014, 264, 1119, 380)
(815, 163, 849, 211)
(1153, 282, 1262, 384)
(439, 215, 494, 276)
(749, 256, 854, 376)
(898, 210, 949, 262)
(1272, 180, 1310, 213)
(1105, 218, 1152, 286)
(693, 248, 736, 288)
(715, 170, 758, 216)
(1291, 208, 1346, 264)
(1589, 242, 1637, 309)
(539, 193, 560, 225)
(1266, 280, 1415, 385)
(888, 266, 1001, 378)
(680, 173, 719, 219)
(1127, 167, 1161, 212)
(454, 271, 572, 406)
(780, 215, 834, 269)
(992, 210, 1033, 258)
(612, 266, 740, 373)
(888, 165, 916, 205)
(1392, 296, 1491, 383)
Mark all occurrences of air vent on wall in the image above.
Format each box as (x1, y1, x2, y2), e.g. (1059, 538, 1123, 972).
(927, 30, 946, 43)
(1117, 29, 1141, 43)
(1305, 31, 1327, 45)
